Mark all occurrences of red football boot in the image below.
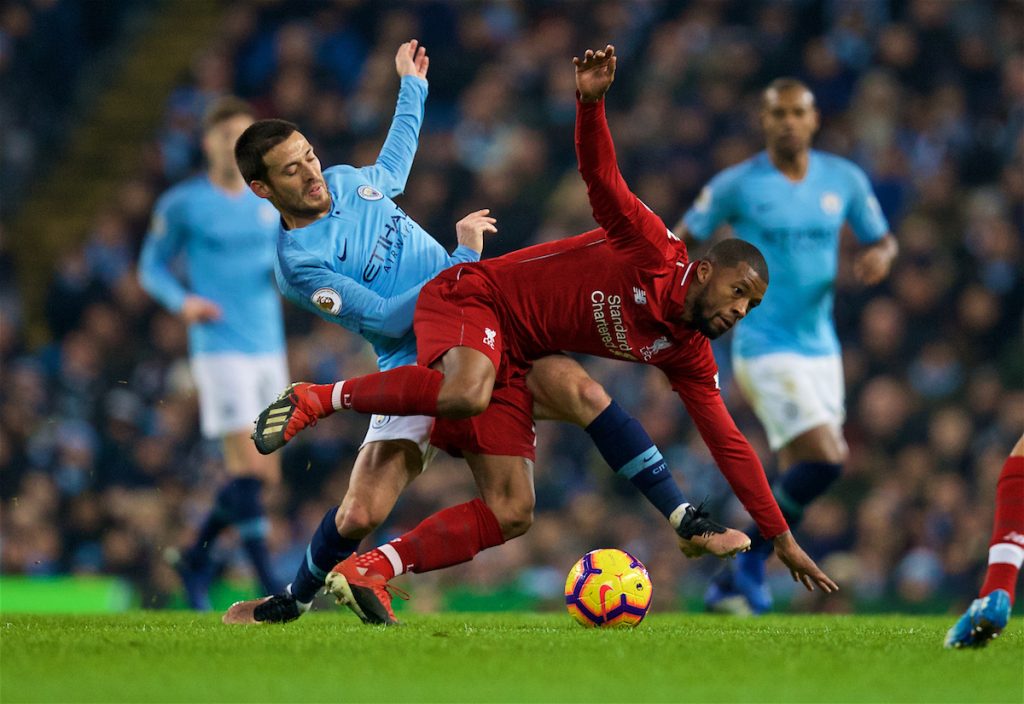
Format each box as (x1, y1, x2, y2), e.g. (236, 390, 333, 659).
(325, 555, 407, 626)
(252, 382, 328, 454)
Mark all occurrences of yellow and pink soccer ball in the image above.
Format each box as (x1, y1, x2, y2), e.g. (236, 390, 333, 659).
(564, 548, 653, 628)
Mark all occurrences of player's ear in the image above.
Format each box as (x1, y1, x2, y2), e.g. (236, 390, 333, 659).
(695, 259, 712, 283)
(250, 180, 272, 199)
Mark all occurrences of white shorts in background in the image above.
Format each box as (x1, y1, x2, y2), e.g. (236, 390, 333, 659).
(732, 352, 845, 452)
(361, 413, 437, 470)
(191, 352, 289, 438)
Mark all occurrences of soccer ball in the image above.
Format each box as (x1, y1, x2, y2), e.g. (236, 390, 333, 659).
(564, 548, 653, 628)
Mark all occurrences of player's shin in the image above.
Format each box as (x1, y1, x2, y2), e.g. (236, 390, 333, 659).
(329, 366, 444, 416)
(290, 505, 361, 604)
(979, 455, 1024, 604)
(584, 400, 688, 519)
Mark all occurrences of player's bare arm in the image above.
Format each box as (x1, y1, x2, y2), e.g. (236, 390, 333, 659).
(395, 39, 429, 80)
(573, 44, 616, 102)
(853, 233, 898, 286)
(455, 209, 498, 254)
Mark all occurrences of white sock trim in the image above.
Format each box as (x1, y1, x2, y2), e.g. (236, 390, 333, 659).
(331, 381, 345, 410)
(285, 583, 312, 609)
(379, 543, 405, 577)
(989, 543, 1024, 568)
(668, 502, 692, 531)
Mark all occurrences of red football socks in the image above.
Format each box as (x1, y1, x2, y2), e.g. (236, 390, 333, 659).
(303, 367, 443, 417)
(356, 499, 506, 580)
(979, 456, 1024, 605)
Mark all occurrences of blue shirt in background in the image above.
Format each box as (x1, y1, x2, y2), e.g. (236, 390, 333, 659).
(139, 176, 285, 356)
(683, 150, 889, 359)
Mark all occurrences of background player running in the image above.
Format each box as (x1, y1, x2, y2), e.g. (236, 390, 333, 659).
(225, 42, 738, 626)
(254, 45, 837, 624)
(138, 97, 287, 609)
(675, 77, 898, 614)
(945, 434, 1024, 648)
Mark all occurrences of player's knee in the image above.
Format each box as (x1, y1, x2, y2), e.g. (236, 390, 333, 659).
(438, 381, 492, 418)
(335, 500, 380, 539)
(493, 501, 534, 540)
(575, 377, 612, 422)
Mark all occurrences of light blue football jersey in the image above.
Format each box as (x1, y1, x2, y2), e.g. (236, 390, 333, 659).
(139, 176, 285, 355)
(275, 75, 479, 371)
(683, 150, 889, 358)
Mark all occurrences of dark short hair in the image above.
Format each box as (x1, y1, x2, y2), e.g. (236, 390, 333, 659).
(762, 77, 815, 108)
(201, 96, 254, 133)
(234, 118, 299, 183)
(706, 238, 769, 285)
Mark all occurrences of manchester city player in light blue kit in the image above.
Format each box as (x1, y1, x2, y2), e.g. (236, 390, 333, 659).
(676, 78, 898, 614)
(139, 97, 287, 609)
(223, 42, 730, 626)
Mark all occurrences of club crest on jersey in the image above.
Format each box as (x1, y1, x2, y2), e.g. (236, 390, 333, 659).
(311, 288, 342, 315)
(483, 328, 497, 350)
(357, 185, 384, 201)
(820, 192, 842, 215)
(640, 335, 672, 361)
(370, 415, 391, 429)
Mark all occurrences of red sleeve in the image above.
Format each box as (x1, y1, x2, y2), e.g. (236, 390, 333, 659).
(666, 366, 789, 539)
(575, 97, 675, 270)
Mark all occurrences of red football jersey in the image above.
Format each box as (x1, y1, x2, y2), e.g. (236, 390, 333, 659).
(458, 98, 787, 538)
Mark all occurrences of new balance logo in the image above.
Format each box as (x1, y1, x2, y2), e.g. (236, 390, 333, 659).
(633, 287, 647, 305)
(483, 328, 497, 350)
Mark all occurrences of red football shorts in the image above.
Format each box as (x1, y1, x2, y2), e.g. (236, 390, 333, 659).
(414, 267, 536, 461)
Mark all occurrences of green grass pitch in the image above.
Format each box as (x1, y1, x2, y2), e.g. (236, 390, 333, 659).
(1, 612, 1021, 703)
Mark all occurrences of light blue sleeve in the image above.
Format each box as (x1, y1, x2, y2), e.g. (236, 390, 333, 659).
(680, 168, 740, 241)
(356, 76, 428, 198)
(138, 191, 190, 313)
(277, 245, 422, 339)
(845, 163, 890, 243)
(448, 244, 480, 265)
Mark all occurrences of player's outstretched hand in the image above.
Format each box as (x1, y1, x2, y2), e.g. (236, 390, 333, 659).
(573, 44, 616, 103)
(456, 209, 498, 254)
(181, 294, 222, 324)
(395, 39, 429, 80)
(772, 530, 839, 593)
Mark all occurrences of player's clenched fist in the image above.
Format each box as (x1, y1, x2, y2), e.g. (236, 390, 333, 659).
(573, 44, 616, 103)
(455, 209, 498, 254)
(395, 39, 429, 80)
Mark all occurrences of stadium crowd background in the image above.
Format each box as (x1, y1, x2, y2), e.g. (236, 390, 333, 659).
(1, 0, 1021, 614)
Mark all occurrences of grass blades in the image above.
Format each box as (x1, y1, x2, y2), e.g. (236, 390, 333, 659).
(1, 612, 1021, 703)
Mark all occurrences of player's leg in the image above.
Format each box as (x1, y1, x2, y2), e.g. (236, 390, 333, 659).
(946, 435, 1024, 648)
(176, 353, 286, 609)
(326, 451, 528, 625)
(708, 352, 845, 614)
(326, 375, 535, 624)
(253, 272, 504, 453)
(223, 435, 425, 625)
(527, 355, 749, 557)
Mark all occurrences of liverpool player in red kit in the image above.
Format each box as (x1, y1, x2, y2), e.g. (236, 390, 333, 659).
(254, 45, 837, 621)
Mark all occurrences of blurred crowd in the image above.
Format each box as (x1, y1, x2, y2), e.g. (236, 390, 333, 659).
(2, 0, 1022, 615)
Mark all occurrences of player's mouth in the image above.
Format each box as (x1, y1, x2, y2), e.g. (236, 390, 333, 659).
(307, 183, 325, 198)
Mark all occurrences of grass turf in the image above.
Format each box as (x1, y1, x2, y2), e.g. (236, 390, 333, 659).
(1, 612, 1021, 703)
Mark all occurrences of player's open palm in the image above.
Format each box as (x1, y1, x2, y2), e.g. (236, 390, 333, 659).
(456, 209, 498, 254)
(773, 531, 839, 593)
(395, 39, 429, 80)
(573, 44, 616, 102)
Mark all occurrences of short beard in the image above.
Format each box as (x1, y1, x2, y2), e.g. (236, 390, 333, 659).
(691, 287, 721, 339)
